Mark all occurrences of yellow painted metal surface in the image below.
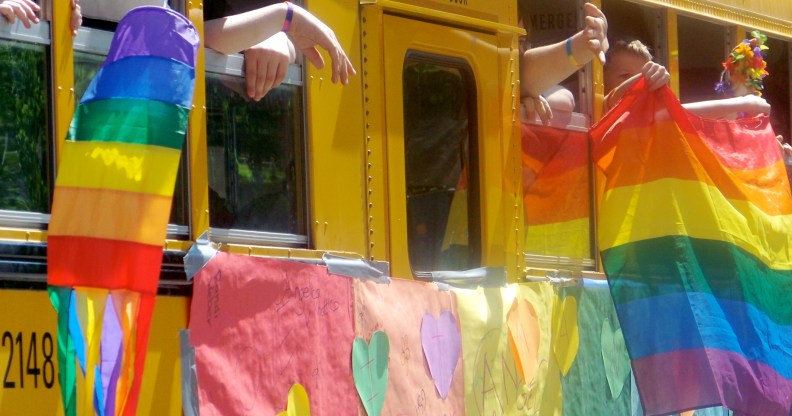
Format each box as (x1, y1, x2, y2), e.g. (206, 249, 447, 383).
(51, 0, 76, 167)
(360, 5, 391, 262)
(362, 0, 521, 33)
(0, 290, 188, 415)
(666, 9, 680, 97)
(187, 2, 210, 240)
(305, 0, 369, 255)
(632, 0, 792, 40)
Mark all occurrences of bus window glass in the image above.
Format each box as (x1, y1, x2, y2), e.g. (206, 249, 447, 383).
(205, 73, 306, 236)
(678, 15, 723, 103)
(601, 0, 662, 66)
(522, 121, 592, 266)
(0, 39, 50, 214)
(402, 57, 480, 273)
(73, 47, 190, 229)
(762, 36, 790, 140)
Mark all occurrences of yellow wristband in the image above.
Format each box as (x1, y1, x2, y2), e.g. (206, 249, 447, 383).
(566, 37, 583, 68)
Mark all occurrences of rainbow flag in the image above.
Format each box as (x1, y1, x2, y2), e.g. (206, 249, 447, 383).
(522, 123, 591, 259)
(47, 7, 198, 416)
(591, 78, 792, 416)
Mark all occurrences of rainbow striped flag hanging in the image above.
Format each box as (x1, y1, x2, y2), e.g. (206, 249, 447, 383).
(47, 7, 198, 416)
(591, 78, 792, 416)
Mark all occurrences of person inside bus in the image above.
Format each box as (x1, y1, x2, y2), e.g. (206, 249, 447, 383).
(602, 39, 771, 118)
(0, 0, 81, 35)
(519, 2, 609, 125)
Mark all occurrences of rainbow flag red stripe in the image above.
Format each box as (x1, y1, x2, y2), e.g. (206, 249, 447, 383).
(47, 7, 198, 416)
(591, 78, 792, 416)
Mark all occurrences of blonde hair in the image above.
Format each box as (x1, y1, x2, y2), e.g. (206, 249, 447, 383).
(604, 40, 653, 70)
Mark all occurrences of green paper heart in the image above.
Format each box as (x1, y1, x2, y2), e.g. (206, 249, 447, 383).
(352, 331, 390, 416)
(601, 318, 631, 400)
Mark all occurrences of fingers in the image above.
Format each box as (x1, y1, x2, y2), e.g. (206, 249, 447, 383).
(301, 47, 325, 70)
(71, 3, 82, 36)
(245, 51, 285, 101)
(583, 2, 608, 64)
(522, 95, 552, 125)
(1, 0, 40, 28)
(642, 62, 669, 91)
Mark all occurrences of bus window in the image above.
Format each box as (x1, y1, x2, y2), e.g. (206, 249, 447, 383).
(205, 52, 307, 247)
(678, 15, 724, 103)
(73, 27, 190, 238)
(601, 0, 663, 67)
(760, 36, 790, 141)
(0, 24, 51, 226)
(402, 54, 480, 273)
(524, 0, 582, 114)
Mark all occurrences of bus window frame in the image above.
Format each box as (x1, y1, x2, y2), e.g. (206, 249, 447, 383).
(204, 48, 309, 248)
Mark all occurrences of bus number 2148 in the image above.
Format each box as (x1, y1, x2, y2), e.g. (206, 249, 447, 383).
(2, 331, 55, 389)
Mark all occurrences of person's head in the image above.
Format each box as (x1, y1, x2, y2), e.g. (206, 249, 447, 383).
(603, 40, 653, 93)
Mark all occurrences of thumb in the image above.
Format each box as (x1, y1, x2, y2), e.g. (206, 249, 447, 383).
(302, 47, 325, 69)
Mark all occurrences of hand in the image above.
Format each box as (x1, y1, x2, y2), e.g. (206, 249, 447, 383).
(736, 94, 770, 117)
(70, 0, 81, 36)
(522, 94, 553, 125)
(286, 3, 356, 85)
(243, 32, 295, 101)
(642, 62, 669, 91)
(0, 0, 40, 28)
(582, 2, 608, 64)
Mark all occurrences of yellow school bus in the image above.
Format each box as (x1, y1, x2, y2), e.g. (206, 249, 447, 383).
(0, 0, 789, 414)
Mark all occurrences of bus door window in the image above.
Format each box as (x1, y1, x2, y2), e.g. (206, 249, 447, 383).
(677, 14, 724, 103)
(72, 25, 190, 238)
(205, 51, 307, 247)
(0, 19, 51, 225)
(402, 54, 480, 273)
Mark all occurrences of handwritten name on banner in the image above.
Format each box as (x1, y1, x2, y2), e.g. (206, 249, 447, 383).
(190, 252, 356, 416)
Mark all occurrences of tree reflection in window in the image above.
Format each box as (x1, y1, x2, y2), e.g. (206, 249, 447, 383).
(0, 40, 50, 213)
(205, 73, 305, 235)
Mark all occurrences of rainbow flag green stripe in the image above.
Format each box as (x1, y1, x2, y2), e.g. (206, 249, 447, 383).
(68, 99, 189, 150)
(602, 235, 792, 325)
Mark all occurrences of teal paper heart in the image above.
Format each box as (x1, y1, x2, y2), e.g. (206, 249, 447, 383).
(601, 318, 631, 400)
(352, 331, 390, 416)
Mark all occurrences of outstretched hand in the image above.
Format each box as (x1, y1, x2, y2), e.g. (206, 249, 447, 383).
(286, 3, 356, 85)
(582, 2, 608, 64)
(0, 0, 39, 28)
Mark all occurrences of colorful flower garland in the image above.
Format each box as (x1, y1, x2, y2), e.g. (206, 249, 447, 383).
(715, 31, 769, 96)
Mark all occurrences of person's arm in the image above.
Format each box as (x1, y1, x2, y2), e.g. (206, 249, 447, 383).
(682, 94, 770, 119)
(205, 2, 355, 85)
(0, 0, 39, 28)
(520, 2, 608, 98)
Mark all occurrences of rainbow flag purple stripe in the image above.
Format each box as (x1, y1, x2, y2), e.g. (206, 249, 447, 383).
(47, 7, 198, 416)
(591, 78, 792, 416)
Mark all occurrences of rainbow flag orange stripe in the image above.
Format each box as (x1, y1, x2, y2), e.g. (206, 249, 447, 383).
(522, 123, 591, 258)
(591, 78, 792, 416)
(47, 7, 198, 416)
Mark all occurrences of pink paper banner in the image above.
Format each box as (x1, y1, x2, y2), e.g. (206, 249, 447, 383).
(190, 252, 357, 415)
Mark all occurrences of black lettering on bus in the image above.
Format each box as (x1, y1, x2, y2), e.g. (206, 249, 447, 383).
(2, 331, 55, 389)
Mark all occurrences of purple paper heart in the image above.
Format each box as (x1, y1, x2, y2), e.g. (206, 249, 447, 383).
(420, 311, 462, 399)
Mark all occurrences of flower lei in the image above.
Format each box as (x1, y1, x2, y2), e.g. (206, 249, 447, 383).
(715, 31, 769, 96)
